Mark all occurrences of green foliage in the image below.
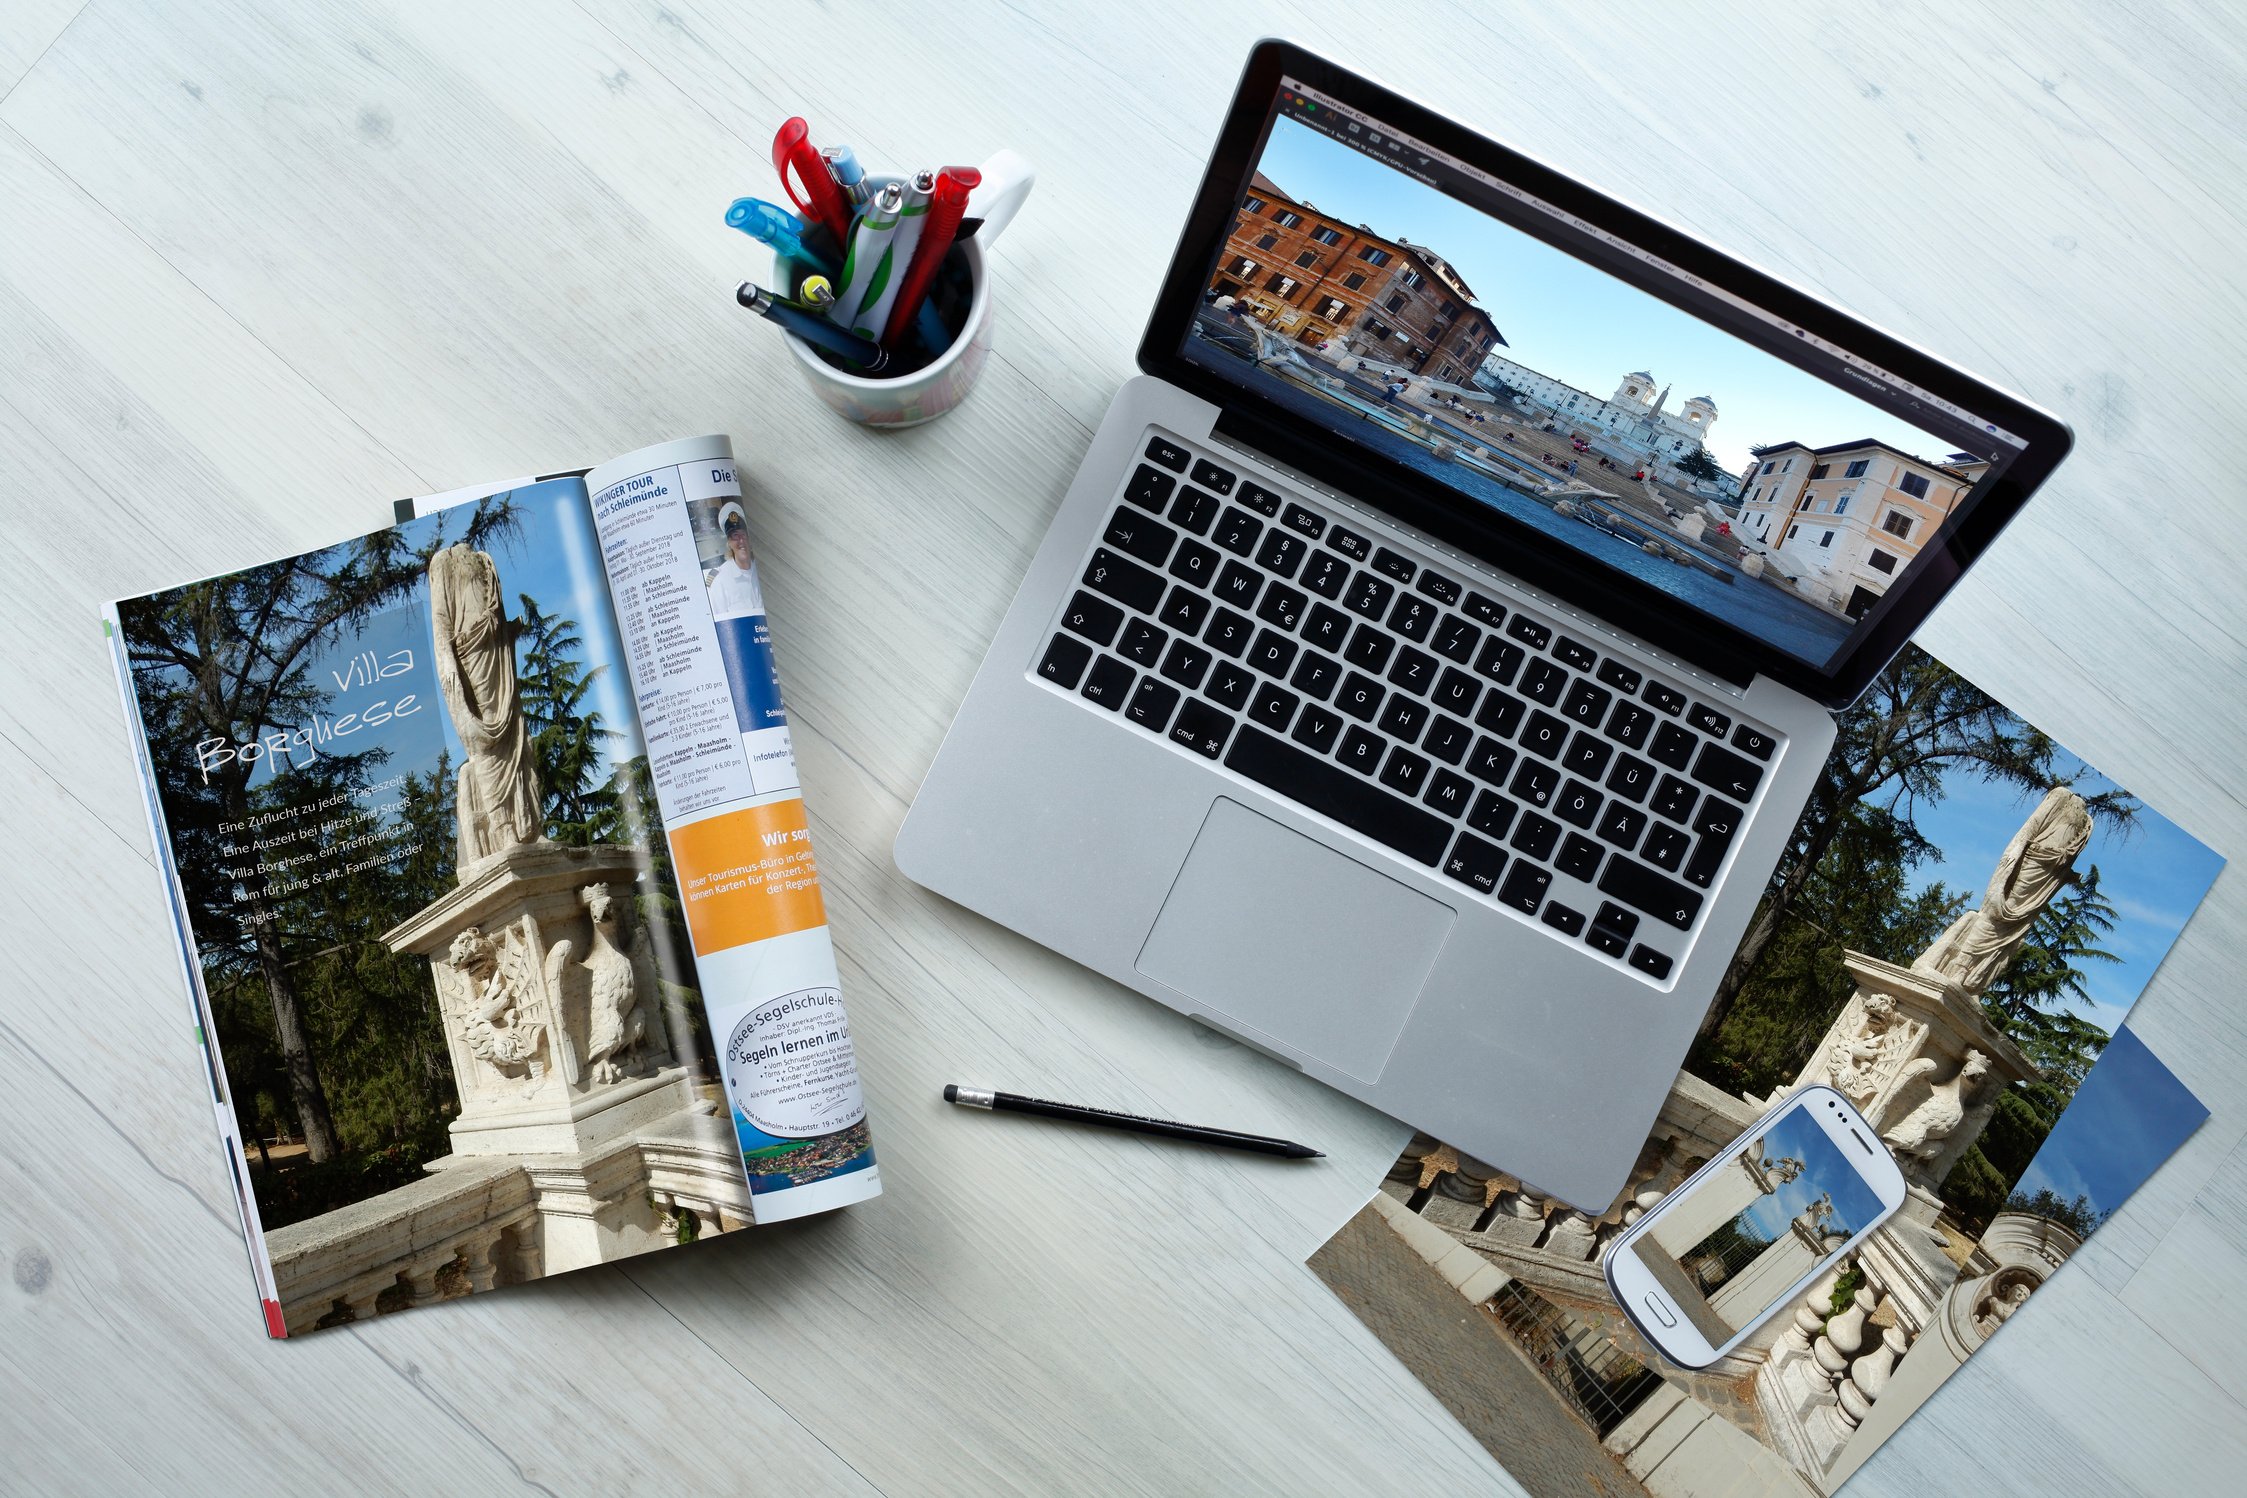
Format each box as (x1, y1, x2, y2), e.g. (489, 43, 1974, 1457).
(1675, 446, 1724, 482)
(1827, 1264, 1865, 1319)
(1984, 867, 2122, 1031)
(515, 596, 623, 845)
(2004, 1187, 2109, 1239)
(250, 1117, 455, 1232)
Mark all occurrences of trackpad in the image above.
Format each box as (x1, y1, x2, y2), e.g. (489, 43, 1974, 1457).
(1136, 798, 1454, 1083)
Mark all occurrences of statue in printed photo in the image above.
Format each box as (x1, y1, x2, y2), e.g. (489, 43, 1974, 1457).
(428, 542, 546, 872)
(576, 883, 649, 1085)
(1911, 785, 2094, 1000)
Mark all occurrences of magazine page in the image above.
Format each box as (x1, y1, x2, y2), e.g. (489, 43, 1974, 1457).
(108, 478, 746, 1337)
(579, 435, 880, 1224)
(1304, 641, 2222, 1496)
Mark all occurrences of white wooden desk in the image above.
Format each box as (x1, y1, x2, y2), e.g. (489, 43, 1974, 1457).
(3, 3, 2242, 1493)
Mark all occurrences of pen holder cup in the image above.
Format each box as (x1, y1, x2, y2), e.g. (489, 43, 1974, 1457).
(772, 237, 993, 429)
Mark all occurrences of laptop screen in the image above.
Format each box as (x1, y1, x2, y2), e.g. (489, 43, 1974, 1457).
(1175, 76, 2033, 673)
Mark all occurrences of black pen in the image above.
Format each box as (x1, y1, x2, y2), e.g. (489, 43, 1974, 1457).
(942, 1084, 1322, 1158)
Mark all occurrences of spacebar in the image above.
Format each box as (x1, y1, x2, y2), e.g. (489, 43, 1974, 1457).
(1223, 725, 1451, 866)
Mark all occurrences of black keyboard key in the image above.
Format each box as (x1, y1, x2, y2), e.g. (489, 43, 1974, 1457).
(1168, 537, 1219, 589)
(1506, 615, 1553, 650)
(1597, 659, 1643, 695)
(1468, 789, 1517, 840)
(1424, 768, 1474, 818)
(1474, 689, 1526, 739)
(1081, 654, 1135, 708)
(1519, 710, 1569, 761)
(1607, 701, 1655, 750)
(1593, 902, 1639, 941)
(1521, 658, 1568, 707)
(1554, 779, 1603, 830)
(1442, 831, 1508, 894)
(1561, 732, 1613, 781)
(1203, 607, 1254, 658)
(1247, 681, 1299, 733)
(1104, 507, 1175, 566)
(1649, 722, 1697, 771)
(1343, 571, 1395, 620)
(1336, 671, 1386, 722)
(1497, 862, 1552, 915)
(1246, 628, 1297, 678)
(1304, 602, 1352, 651)
(1327, 525, 1372, 560)
(1386, 646, 1438, 696)
(1474, 636, 1525, 686)
(1684, 835, 1729, 890)
(1143, 434, 1189, 471)
(1389, 594, 1438, 643)
(1289, 651, 1342, 701)
(1731, 723, 1777, 761)
(1556, 833, 1603, 882)
(1256, 581, 1308, 633)
(1158, 585, 1211, 636)
(1423, 715, 1473, 766)
(1301, 550, 1350, 600)
(1061, 590, 1123, 646)
(1254, 529, 1307, 579)
(1215, 559, 1262, 608)
(1691, 741, 1766, 803)
(1599, 858, 1704, 930)
(1371, 546, 1417, 583)
(1587, 924, 1629, 959)
(1117, 618, 1166, 667)
(1643, 823, 1691, 871)
(1168, 486, 1219, 536)
(1431, 615, 1481, 664)
(1337, 725, 1386, 775)
(1466, 736, 1517, 787)
(1224, 726, 1458, 865)
(1510, 759, 1560, 809)
(1687, 702, 1731, 737)
(1378, 746, 1431, 797)
(1554, 636, 1598, 673)
(1205, 660, 1255, 711)
(1652, 774, 1699, 824)
(1693, 795, 1745, 842)
(1607, 754, 1655, 803)
(1126, 677, 1180, 732)
(1542, 902, 1586, 936)
(1432, 667, 1481, 719)
(1628, 945, 1674, 980)
(1213, 507, 1263, 556)
(1191, 457, 1236, 494)
(1643, 680, 1687, 716)
(1084, 548, 1164, 612)
(1291, 702, 1342, 753)
(1124, 463, 1176, 510)
(1280, 503, 1325, 539)
(1416, 571, 1462, 605)
(1235, 480, 1282, 516)
(1169, 698, 1234, 759)
(1561, 679, 1611, 727)
(1597, 803, 1648, 850)
(1376, 695, 1429, 745)
(1463, 590, 1506, 627)
(1160, 638, 1212, 691)
(1344, 624, 1395, 673)
(1038, 633, 1093, 689)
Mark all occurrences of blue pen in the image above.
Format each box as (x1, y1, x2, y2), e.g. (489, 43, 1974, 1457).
(822, 144, 868, 206)
(724, 197, 839, 277)
(735, 281, 889, 371)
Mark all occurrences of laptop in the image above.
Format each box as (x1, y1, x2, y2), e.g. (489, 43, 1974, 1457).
(894, 40, 2071, 1210)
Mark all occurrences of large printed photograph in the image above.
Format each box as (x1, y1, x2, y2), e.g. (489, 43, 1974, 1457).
(116, 482, 746, 1336)
(1308, 642, 2218, 1496)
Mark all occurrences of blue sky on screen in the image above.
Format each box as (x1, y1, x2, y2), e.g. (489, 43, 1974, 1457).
(1740, 1105, 1888, 1244)
(2012, 1026, 2206, 1219)
(1252, 115, 1961, 473)
(1899, 737, 2223, 1037)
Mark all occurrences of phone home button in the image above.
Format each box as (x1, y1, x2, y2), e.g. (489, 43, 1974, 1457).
(1644, 1295, 1678, 1329)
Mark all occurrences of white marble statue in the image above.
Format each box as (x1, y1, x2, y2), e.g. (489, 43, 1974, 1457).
(1826, 992, 1903, 1106)
(575, 883, 647, 1086)
(447, 926, 549, 1091)
(429, 542, 546, 872)
(1883, 1049, 1992, 1162)
(1911, 785, 2093, 999)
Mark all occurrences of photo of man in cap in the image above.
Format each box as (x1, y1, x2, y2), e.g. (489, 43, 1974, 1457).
(705, 500, 765, 620)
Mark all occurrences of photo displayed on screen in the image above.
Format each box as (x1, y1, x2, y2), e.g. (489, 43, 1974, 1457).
(1630, 1105, 1884, 1344)
(1180, 84, 2026, 670)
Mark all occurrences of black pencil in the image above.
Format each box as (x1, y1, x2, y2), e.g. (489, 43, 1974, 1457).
(942, 1084, 1322, 1159)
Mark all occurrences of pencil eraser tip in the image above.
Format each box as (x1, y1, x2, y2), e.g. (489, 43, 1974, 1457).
(942, 1084, 959, 1103)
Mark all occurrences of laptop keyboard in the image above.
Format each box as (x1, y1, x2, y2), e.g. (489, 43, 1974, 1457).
(1032, 429, 1785, 986)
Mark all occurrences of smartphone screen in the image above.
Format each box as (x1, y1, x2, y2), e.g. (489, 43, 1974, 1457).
(1605, 1086, 1907, 1367)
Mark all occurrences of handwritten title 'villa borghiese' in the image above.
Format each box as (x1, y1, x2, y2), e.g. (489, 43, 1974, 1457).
(194, 648, 424, 784)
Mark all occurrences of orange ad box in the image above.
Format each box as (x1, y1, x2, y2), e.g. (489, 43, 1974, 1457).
(668, 799, 829, 956)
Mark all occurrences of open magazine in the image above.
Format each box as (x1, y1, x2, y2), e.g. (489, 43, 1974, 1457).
(106, 436, 878, 1338)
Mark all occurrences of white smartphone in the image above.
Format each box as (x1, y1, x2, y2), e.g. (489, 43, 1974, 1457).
(1604, 1084, 1908, 1368)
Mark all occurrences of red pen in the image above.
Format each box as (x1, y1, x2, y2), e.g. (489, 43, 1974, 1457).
(882, 164, 982, 349)
(771, 117, 854, 247)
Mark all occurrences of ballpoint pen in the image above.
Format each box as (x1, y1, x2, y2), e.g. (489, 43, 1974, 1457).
(736, 281, 889, 371)
(883, 164, 981, 349)
(827, 180, 914, 341)
(723, 197, 840, 278)
(822, 143, 868, 206)
(796, 274, 836, 310)
(771, 116, 854, 246)
(942, 1084, 1322, 1159)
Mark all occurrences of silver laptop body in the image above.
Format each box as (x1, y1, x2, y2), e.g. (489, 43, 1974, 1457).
(895, 43, 2067, 1210)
